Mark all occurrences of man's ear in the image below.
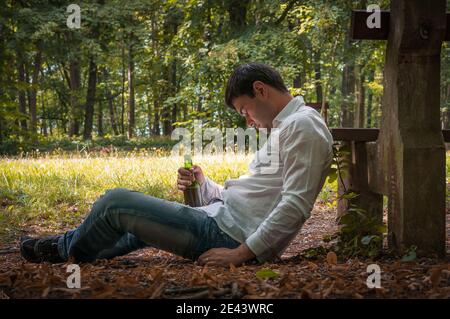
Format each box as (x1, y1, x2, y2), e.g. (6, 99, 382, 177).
(253, 81, 268, 99)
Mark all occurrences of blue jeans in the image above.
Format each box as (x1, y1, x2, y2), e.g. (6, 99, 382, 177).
(57, 188, 241, 262)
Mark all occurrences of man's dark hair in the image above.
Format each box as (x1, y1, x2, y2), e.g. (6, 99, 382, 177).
(225, 62, 289, 109)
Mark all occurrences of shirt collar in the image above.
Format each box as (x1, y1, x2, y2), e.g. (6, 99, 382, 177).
(272, 96, 305, 128)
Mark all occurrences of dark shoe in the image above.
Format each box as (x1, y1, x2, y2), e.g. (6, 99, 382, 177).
(20, 236, 40, 263)
(20, 235, 64, 263)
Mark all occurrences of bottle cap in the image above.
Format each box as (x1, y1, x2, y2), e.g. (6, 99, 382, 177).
(184, 154, 193, 169)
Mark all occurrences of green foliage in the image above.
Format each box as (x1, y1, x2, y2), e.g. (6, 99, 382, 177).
(299, 245, 329, 259)
(335, 201, 386, 258)
(401, 245, 417, 262)
(0, 0, 401, 145)
(330, 142, 387, 259)
(255, 268, 279, 280)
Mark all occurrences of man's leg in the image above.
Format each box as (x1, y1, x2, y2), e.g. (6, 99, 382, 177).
(57, 188, 238, 262)
(96, 233, 148, 260)
(59, 230, 148, 261)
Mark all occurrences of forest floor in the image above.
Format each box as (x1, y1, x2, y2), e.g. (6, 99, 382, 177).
(0, 202, 449, 299)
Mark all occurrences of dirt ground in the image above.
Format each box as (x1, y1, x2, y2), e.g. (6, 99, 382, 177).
(0, 204, 449, 299)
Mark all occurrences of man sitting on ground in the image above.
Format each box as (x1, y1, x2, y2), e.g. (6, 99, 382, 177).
(20, 62, 333, 266)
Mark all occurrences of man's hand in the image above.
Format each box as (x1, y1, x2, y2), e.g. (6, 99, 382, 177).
(197, 244, 256, 267)
(177, 165, 205, 191)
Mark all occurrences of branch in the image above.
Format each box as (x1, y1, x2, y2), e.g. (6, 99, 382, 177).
(274, 0, 299, 26)
(0, 248, 19, 255)
(164, 286, 209, 295)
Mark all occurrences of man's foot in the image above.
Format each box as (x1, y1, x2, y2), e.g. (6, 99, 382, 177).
(20, 236, 40, 263)
(20, 235, 64, 263)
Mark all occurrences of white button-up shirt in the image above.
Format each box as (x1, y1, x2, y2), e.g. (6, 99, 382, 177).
(199, 96, 334, 263)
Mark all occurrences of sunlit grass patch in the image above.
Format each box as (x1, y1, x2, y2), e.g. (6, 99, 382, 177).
(0, 153, 251, 241)
(0, 149, 370, 243)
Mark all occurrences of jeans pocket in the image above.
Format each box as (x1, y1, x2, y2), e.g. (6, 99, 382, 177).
(190, 217, 239, 260)
(208, 218, 240, 249)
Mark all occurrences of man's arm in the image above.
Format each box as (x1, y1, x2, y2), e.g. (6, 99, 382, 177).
(197, 243, 255, 266)
(245, 118, 333, 262)
(200, 176, 224, 205)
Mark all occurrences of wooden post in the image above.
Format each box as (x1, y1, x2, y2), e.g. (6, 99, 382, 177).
(336, 140, 383, 223)
(378, 0, 447, 256)
(351, 142, 383, 225)
(332, 129, 382, 219)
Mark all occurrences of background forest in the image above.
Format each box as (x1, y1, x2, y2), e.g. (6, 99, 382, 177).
(2, 0, 449, 154)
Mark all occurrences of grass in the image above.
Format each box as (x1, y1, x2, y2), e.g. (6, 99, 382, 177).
(0, 135, 177, 156)
(2, 150, 448, 244)
(0, 152, 251, 242)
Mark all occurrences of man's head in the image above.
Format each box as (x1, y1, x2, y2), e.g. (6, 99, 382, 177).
(225, 63, 292, 129)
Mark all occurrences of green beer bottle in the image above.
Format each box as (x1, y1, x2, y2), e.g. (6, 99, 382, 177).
(183, 155, 203, 207)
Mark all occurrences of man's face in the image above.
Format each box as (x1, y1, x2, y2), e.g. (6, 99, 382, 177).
(232, 84, 278, 129)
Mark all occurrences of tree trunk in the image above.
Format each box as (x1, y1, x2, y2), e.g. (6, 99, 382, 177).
(108, 94, 119, 136)
(16, 52, 28, 131)
(293, 74, 301, 89)
(340, 63, 355, 127)
(366, 69, 375, 127)
(227, 0, 248, 29)
(149, 14, 160, 136)
(146, 93, 152, 137)
(41, 92, 47, 136)
(127, 44, 135, 139)
(340, 27, 356, 127)
(182, 103, 187, 121)
(97, 100, 103, 137)
(28, 49, 42, 135)
(83, 57, 98, 140)
(162, 104, 172, 135)
(161, 9, 181, 136)
(314, 50, 323, 102)
(161, 63, 174, 135)
(355, 66, 365, 128)
(337, 26, 357, 218)
(0, 103, 3, 143)
(69, 60, 81, 137)
(153, 100, 160, 135)
(103, 68, 119, 135)
(197, 96, 202, 113)
(170, 57, 177, 126)
(121, 42, 126, 135)
(444, 83, 450, 129)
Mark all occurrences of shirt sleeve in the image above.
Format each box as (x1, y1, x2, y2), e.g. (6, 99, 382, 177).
(245, 118, 333, 263)
(200, 177, 224, 205)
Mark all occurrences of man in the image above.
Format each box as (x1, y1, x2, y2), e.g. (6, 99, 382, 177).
(20, 63, 333, 266)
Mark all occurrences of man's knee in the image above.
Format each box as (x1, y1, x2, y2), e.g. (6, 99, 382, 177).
(104, 187, 131, 196)
(93, 188, 133, 214)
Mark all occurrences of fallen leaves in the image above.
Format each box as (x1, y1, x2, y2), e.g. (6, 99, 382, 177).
(429, 265, 449, 290)
(1, 244, 449, 299)
(326, 252, 338, 265)
(0, 203, 448, 299)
